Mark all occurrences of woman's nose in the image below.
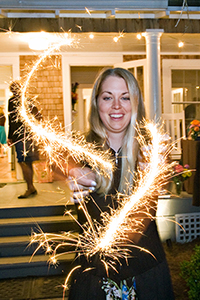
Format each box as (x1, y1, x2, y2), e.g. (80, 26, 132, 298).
(112, 98, 121, 109)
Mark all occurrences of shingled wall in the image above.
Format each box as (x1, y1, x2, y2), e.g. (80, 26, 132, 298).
(20, 55, 64, 127)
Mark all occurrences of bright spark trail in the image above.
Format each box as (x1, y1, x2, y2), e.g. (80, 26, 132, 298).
(94, 122, 174, 253)
(31, 122, 176, 269)
(18, 33, 114, 177)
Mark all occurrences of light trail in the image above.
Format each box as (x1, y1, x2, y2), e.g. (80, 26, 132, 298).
(31, 122, 175, 263)
(17, 32, 114, 177)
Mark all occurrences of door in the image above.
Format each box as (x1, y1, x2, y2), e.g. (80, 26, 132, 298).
(114, 59, 147, 103)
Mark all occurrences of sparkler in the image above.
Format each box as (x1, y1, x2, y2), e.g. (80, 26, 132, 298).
(31, 121, 176, 295)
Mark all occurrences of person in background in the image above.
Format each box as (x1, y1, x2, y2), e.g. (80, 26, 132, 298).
(67, 68, 174, 300)
(0, 108, 6, 157)
(7, 80, 41, 199)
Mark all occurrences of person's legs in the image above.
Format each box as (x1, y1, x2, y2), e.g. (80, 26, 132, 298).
(18, 161, 37, 198)
(15, 140, 38, 198)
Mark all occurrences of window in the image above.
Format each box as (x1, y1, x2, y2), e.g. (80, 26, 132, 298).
(163, 59, 200, 136)
(172, 69, 200, 130)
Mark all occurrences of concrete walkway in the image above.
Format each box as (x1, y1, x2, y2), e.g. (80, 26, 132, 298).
(0, 180, 72, 209)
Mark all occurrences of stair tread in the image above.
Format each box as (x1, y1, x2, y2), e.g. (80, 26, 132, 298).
(0, 214, 77, 225)
(0, 253, 75, 265)
(0, 231, 79, 244)
(0, 235, 30, 244)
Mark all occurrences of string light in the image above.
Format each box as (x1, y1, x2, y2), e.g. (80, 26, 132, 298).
(178, 41, 184, 48)
(89, 33, 94, 39)
(136, 33, 142, 40)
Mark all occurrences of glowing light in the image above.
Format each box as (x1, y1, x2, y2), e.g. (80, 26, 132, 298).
(136, 33, 142, 40)
(75, 24, 83, 31)
(94, 122, 173, 252)
(85, 7, 91, 15)
(89, 33, 94, 39)
(113, 31, 124, 43)
(17, 32, 113, 179)
(178, 41, 184, 48)
(28, 37, 49, 50)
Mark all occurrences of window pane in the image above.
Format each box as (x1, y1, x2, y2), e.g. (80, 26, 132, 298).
(172, 69, 200, 133)
(136, 66, 144, 101)
(128, 66, 144, 101)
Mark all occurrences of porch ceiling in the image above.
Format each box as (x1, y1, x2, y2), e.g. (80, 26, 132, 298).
(0, 31, 199, 54)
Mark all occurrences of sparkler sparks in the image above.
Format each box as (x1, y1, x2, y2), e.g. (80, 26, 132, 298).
(31, 121, 176, 293)
(85, 7, 92, 15)
(16, 32, 114, 178)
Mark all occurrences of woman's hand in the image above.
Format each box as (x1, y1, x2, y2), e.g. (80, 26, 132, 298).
(67, 167, 97, 203)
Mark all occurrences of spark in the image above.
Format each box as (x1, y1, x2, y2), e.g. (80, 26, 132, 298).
(75, 24, 83, 31)
(85, 7, 92, 15)
(113, 31, 125, 43)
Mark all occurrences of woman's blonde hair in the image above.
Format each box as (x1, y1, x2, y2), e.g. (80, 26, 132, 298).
(87, 67, 145, 194)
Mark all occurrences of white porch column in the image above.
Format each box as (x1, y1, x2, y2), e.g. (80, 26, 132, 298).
(143, 29, 164, 121)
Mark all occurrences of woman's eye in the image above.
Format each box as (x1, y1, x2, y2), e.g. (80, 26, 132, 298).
(121, 97, 130, 101)
(103, 96, 112, 101)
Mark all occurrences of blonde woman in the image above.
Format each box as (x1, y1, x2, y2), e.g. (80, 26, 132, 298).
(68, 68, 174, 300)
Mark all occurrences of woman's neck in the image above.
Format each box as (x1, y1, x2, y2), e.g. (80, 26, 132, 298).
(107, 132, 124, 152)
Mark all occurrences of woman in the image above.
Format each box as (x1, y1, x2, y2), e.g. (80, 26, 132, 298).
(68, 68, 174, 300)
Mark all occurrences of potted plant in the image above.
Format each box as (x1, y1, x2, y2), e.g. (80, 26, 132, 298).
(172, 163, 192, 195)
(188, 119, 200, 140)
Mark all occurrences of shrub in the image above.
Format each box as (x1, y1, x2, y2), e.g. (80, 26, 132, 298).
(180, 245, 200, 300)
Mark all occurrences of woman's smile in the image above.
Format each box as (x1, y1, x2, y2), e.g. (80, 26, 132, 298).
(97, 75, 132, 138)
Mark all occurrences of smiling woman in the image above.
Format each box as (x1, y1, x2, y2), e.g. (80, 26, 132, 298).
(67, 68, 175, 300)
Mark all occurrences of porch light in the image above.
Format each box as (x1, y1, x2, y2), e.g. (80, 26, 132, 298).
(29, 37, 49, 50)
(137, 33, 142, 40)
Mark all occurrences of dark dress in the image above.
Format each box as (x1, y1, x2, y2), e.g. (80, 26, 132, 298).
(8, 95, 40, 162)
(68, 148, 174, 300)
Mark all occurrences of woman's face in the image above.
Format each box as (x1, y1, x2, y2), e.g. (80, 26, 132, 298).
(97, 75, 132, 138)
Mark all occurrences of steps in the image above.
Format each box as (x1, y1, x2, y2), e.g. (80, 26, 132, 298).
(0, 204, 79, 279)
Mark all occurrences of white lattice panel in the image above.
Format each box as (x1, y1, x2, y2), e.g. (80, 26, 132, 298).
(175, 213, 200, 243)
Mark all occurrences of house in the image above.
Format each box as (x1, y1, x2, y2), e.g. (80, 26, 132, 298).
(0, 1, 199, 143)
